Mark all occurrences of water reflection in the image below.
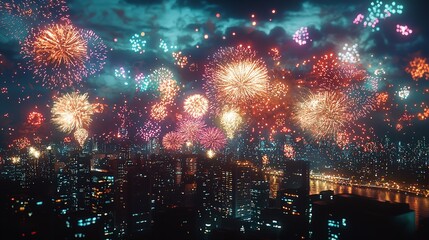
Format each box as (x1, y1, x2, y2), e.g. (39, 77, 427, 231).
(310, 179, 429, 224)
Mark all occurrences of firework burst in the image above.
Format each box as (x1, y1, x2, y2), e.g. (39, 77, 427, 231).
(204, 46, 269, 109)
(21, 23, 88, 87)
(199, 127, 227, 151)
(294, 91, 351, 140)
(220, 108, 243, 139)
(74, 128, 88, 147)
(51, 92, 94, 133)
(177, 118, 206, 142)
(184, 94, 209, 118)
(27, 111, 45, 127)
(162, 131, 184, 151)
(136, 120, 161, 142)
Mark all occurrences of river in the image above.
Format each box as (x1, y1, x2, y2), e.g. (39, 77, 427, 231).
(310, 179, 429, 225)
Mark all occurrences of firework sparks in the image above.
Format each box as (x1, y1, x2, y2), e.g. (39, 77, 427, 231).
(199, 127, 227, 151)
(150, 102, 168, 121)
(220, 108, 243, 139)
(283, 144, 295, 158)
(293, 27, 310, 45)
(27, 111, 45, 127)
(21, 23, 88, 87)
(184, 94, 209, 118)
(338, 43, 360, 63)
(51, 92, 94, 134)
(396, 24, 412, 36)
(405, 57, 429, 80)
(204, 46, 269, 109)
(136, 120, 161, 142)
(294, 91, 351, 140)
(162, 131, 184, 151)
(74, 128, 88, 147)
(159, 79, 180, 104)
(397, 86, 410, 100)
(130, 33, 147, 53)
(177, 118, 206, 142)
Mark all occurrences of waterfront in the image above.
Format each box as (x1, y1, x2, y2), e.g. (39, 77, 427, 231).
(310, 179, 429, 225)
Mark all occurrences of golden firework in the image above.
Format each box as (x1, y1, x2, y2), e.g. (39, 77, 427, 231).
(294, 91, 351, 140)
(220, 108, 242, 139)
(184, 94, 209, 118)
(51, 92, 94, 133)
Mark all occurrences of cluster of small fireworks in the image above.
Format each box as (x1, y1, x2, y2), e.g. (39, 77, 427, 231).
(204, 46, 269, 110)
(51, 92, 94, 134)
(184, 94, 209, 118)
(338, 43, 360, 63)
(396, 25, 412, 36)
(293, 27, 310, 45)
(130, 33, 146, 54)
(27, 111, 45, 127)
(269, 48, 281, 62)
(405, 57, 429, 80)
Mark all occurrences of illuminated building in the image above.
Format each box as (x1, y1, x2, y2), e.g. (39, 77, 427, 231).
(91, 170, 115, 239)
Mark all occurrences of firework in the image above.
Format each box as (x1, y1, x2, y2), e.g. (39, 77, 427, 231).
(220, 108, 243, 139)
(80, 29, 107, 75)
(345, 84, 377, 120)
(136, 120, 161, 142)
(27, 111, 45, 127)
(396, 24, 412, 36)
(0, 0, 69, 39)
(150, 102, 168, 121)
(74, 128, 88, 147)
(162, 131, 184, 151)
(13, 137, 31, 150)
(353, 13, 364, 24)
(293, 27, 310, 45)
(51, 92, 94, 133)
(283, 144, 295, 158)
(177, 118, 206, 142)
(204, 46, 269, 109)
(184, 94, 209, 118)
(172, 51, 188, 68)
(206, 149, 216, 158)
(311, 53, 366, 90)
(130, 33, 147, 53)
(21, 23, 88, 87)
(269, 48, 281, 61)
(363, 0, 403, 32)
(294, 91, 351, 140)
(199, 127, 227, 150)
(152, 67, 174, 82)
(159, 79, 180, 104)
(405, 57, 429, 80)
(338, 43, 360, 63)
(29, 146, 41, 158)
(397, 86, 410, 100)
(159, 39, 177, 53)
(114, 67, 132, 86)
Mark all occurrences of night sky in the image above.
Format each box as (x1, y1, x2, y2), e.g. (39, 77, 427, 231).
(1, 0, 429, 147)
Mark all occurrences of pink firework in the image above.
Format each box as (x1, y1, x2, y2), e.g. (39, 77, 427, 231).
(293, 27, 310, 45)
(199, 127, 227, 150)
(396, 24, 412, 36)
(177, 118, 206, 142)
(162, 131, 184, 151)
(136, 120, 161, 142)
